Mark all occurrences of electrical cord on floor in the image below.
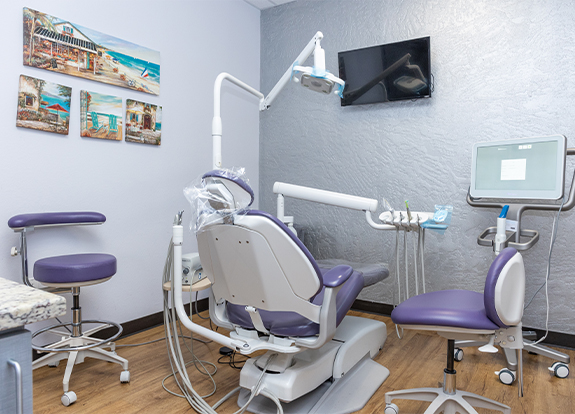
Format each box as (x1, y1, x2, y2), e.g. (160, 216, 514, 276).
(217, 350, 250, 370)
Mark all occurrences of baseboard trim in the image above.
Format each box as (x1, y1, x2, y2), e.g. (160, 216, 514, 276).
(32, 298, 209, 360)
(352, 299, 575, 350)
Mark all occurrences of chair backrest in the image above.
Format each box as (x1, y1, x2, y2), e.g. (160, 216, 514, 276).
(194, 170, 324, 324)
(90, 112, 99, 128)
(484, 247, 525, 327)
(109, 115, 117, 131)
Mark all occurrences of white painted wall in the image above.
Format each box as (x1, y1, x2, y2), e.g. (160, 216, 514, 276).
(0, 0, 260, 327)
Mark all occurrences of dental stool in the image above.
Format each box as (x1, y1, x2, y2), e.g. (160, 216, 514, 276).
(384, 247, 525, 414)
(8, 212, 130, 407)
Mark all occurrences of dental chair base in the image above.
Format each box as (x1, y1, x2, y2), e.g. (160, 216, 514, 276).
(237, 315, 389, 414)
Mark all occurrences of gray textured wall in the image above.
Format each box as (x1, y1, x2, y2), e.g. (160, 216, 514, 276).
(259, 0, 575, 334)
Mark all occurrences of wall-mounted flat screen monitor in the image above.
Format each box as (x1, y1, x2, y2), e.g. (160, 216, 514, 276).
(338, 36, 431, 106)
(470, 135, 567, 200)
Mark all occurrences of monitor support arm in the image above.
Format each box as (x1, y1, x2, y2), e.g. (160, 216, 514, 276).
(468, 148, 575, 250)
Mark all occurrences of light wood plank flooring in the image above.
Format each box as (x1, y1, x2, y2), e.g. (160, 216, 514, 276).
(33, 311, 575, 413)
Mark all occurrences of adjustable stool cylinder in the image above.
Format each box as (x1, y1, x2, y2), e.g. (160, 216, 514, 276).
(8, 212, 130, 407)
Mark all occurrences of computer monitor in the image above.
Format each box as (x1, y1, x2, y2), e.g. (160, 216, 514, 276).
(470, 135, 567, 200)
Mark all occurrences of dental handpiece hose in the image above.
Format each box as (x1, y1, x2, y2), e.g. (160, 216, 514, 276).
(494, 205, 509, 255)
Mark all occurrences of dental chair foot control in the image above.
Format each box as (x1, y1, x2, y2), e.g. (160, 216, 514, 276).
(61, 391, 77, 406)
(219, 346, 234, 356)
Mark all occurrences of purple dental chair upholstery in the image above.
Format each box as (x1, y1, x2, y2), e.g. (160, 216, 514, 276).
(193, 170, 389, 414)
(384, 247, 525, 414)
(8, 212, 129, 407)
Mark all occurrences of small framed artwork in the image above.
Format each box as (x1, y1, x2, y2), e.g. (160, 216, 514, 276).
(125, 99, 162, 145)
(16, 74, 71, 135)
(80, 90, 122, 140)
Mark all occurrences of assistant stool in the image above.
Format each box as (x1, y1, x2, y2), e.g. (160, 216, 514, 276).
(8, 212, 130, 407)
(384, 248, 525, 414)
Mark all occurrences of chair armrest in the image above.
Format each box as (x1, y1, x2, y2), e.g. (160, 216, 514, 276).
(8, 212, 106, 230)
(322, 265, 353, 288)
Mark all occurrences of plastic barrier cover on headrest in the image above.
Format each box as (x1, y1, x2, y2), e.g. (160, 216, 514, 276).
(183, 167, 253, 234)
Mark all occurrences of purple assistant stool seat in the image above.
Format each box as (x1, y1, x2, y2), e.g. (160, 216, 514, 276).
(384, 248, 525, 414)
(8, 212, 130, 407)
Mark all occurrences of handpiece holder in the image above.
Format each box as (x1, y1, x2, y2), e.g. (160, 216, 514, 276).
(468, 148, 575, 252)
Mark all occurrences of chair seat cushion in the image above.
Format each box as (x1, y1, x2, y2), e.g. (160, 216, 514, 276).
(34, 253, 117, 284)
(226, 267, 364, 337)
(391, 289, 499, 331)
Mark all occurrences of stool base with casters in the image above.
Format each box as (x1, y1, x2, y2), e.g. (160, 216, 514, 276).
(32, 285, 130, 406)
(8, 212, 131, 407)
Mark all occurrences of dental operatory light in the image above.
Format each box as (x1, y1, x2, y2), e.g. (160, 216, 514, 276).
(212, 31, 344, 169)
(291, 39, 345, 96)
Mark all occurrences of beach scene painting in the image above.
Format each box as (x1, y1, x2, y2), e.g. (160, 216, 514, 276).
(80, 91, 123, 141)
(125, 99, 162, 146)
(23, 7, 160, 95)
(17, 74, 71, 135)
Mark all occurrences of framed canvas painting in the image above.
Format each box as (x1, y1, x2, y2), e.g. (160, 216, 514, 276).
(16, 74, 71, 135)
(80, 90, 122, 140)
(125, 99, 162, 145)
(23, 7, 160, 95)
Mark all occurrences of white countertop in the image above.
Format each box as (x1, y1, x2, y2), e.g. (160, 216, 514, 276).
(0, 278, 66, 331)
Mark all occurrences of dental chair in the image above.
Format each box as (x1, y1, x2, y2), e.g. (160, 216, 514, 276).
(384, 247, 525, 414)
(179, 169, 389, 414)
(8, 212, 129, 407)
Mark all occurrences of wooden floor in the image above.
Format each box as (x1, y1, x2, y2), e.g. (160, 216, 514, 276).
(33, 310, 575, 413)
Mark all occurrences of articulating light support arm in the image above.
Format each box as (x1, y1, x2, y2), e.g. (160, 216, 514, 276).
(212, 73, 265, 169)
(212, 31, 341, 169)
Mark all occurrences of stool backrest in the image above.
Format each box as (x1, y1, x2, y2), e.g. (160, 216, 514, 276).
(484, 247, 525, 327)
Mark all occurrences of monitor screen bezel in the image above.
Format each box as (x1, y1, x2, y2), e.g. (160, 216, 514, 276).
(470, 135, 567, 200)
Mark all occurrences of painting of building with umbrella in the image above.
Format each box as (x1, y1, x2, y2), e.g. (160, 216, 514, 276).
(16, 74, 71, 135)
(80, 90, 123, 141)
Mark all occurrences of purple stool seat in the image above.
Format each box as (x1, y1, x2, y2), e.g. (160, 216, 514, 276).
(34, 253, 117, 285)
(391, 289, 500, 331)
(226, 269, 364, 337)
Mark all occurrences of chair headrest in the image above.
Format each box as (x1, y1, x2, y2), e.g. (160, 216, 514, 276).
(202, 169, 254, 210)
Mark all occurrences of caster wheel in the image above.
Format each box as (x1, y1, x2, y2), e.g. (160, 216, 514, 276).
(384, 403, 399, 414)
(120, 370, 131, 383)
(496, 368, 516, 385)
(550, 362, 569, 379)
(61, 391, 77, 406)
(454, 348, 464, 362)
(48, 361, 59, 368)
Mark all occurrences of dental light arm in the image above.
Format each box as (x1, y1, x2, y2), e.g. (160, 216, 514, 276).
(212, 31, 344, 169)
(273, 181, 395, 230)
